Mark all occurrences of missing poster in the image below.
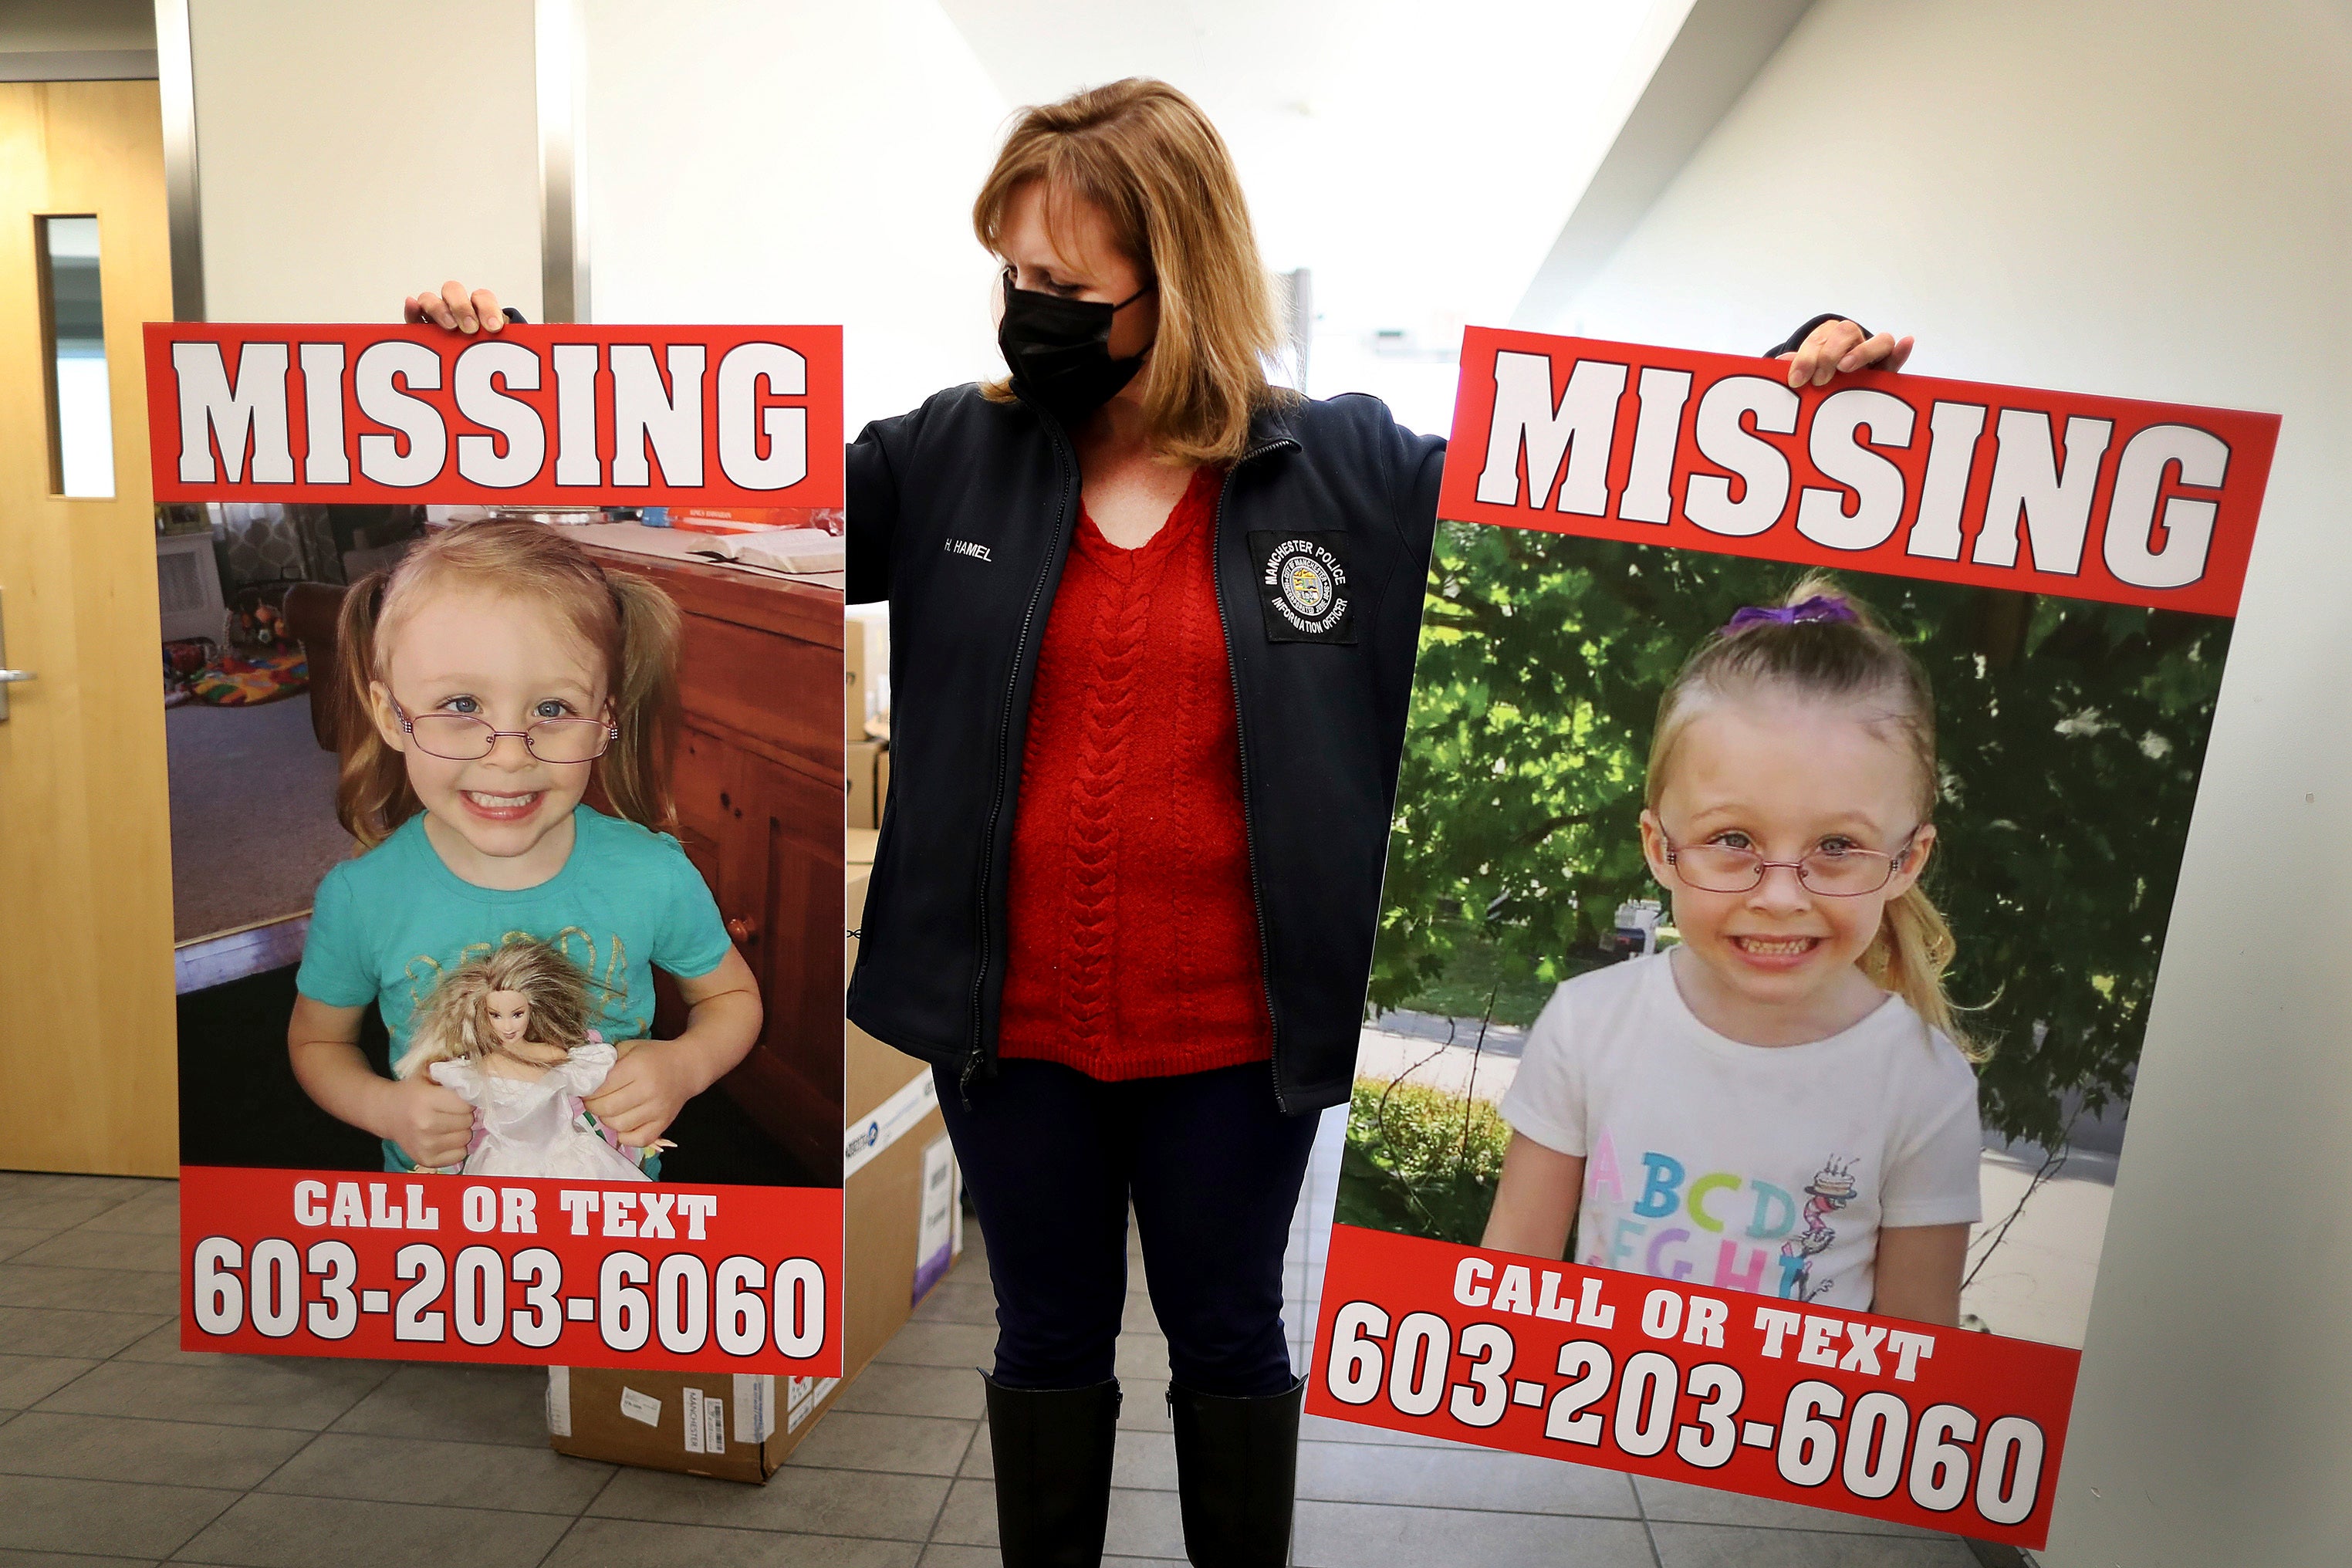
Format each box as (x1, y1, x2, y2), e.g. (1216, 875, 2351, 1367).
(146, 323, 848, 1374)
(1309, 328, 2278, 1547)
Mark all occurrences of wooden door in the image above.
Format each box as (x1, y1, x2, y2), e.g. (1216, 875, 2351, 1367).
(0, 81, 178, 1175)
(667, 719, 843, 1180)
(592, 549, 846, 1183)
(715, 739, 844, 1178)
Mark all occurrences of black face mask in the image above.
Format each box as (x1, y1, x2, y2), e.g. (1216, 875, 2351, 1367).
(996, 270, 1154, 427)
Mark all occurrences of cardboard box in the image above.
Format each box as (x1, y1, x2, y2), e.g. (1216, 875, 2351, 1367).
(843, 867, 961, 1357)
(845, 615, 874, 742)
(546, 857, 961, 1483)
(548, 1367, 797, 1482)
(845, 606, 890, 745)
(846, 739, 887, 830)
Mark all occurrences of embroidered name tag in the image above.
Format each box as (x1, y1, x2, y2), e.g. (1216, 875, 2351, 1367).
(945, 538, 992, 562)
(1250, 531, 1355, 644)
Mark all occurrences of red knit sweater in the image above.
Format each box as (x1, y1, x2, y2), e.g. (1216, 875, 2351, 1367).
(997, 464, 1273, 1079)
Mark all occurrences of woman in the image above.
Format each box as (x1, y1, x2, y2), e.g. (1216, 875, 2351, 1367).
(413, 77, 1909, 1568)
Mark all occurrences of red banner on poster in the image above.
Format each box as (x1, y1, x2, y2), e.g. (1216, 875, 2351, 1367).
(180, 1167, 842, 1376)
(142, 323, 844, 507)
(1309, 1225, 2077, 1548)
(1441, 328, 2278, 617)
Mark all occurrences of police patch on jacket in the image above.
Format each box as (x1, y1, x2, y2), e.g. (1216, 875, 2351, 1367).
(1249, 532, 1356, 644)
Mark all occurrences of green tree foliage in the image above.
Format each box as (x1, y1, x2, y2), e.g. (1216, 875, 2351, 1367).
(1370, 524, 2230, 1149)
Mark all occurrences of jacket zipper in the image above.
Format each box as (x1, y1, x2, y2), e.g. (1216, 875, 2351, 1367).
(961, 409, 1082, 1103)
(1211, 438, 1301, 1113)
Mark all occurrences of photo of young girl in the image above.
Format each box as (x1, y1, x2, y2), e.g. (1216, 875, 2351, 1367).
(1478, 579, 1982, 1323)
(397, 936, 659, 1181)
(1306, 332, 2276, 1545)
(284, 519, 765, 1177)
(1340, 527, 2235, 1353)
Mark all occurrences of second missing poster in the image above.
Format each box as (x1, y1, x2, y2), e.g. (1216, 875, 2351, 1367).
(1306, 328, 2279, 1548)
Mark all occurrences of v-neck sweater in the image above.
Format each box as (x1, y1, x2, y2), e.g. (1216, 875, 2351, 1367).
(996, 464, 1274, 1080)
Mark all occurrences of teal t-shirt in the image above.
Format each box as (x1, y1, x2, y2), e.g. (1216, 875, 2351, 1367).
(296, 804, 734, 1172)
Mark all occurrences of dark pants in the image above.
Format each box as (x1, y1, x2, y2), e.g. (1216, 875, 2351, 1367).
(934, 1058, 1321, 1398)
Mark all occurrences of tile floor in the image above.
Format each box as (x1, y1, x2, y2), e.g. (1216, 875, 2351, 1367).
(0, 1120, 1989, 1566)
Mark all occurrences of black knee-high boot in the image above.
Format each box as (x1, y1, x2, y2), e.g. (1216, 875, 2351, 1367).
(1166, 1377, 1305, 1568)
(985, 1374, 1122, 1568)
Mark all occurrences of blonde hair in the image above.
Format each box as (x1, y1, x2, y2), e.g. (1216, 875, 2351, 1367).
(335, 520, 683, 848)
(397, 938, 604, 1078)
(1647, 574, 1981, 1059)
(973, 77, 1287, 465)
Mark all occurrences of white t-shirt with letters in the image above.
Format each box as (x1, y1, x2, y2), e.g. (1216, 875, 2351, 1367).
(1497, 951, 1982, 1312)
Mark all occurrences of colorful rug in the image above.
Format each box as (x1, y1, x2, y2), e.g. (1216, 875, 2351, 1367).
(188, 647, 309, 707)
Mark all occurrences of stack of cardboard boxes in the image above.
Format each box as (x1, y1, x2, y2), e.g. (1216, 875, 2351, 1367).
(838, 836, 961, 1380)
(546, 822, 960, 1483)
(846, 609, 890, 829)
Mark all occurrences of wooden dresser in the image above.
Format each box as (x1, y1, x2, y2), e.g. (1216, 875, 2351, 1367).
(583, 546, 846, 1184)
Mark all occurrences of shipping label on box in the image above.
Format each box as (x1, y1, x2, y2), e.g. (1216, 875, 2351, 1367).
(681, 1387, 725, 1454)
(787, 1374, 841, 1433)
(844, 1068, 939, 1178)
(916, 1134, 957, 1304)
(734, 1372, 776, 1444)
(546, 1366, 573, 1437)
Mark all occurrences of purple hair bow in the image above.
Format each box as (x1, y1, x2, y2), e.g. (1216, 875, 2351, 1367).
(1721, 595, 1858, 634)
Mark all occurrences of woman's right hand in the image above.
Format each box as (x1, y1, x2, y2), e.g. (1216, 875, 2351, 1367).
(1780, 316, 1914, 388)
(404, 280, 505, 334)
(379, 1073, 475, 1169)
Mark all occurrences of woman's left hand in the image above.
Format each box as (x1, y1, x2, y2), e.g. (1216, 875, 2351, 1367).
(585, 1041, 700, 1148)
(1781, 317, 1915, 388)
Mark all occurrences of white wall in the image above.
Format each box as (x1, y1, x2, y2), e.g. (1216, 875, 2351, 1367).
(188, 0, 542, 323)
(1541, 4, 2352, 1563)
(580, 0, 1007, 434)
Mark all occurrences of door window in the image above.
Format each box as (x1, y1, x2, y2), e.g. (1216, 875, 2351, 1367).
(39, 214, 113, 497)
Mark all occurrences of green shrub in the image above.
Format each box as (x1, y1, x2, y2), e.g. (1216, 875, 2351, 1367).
(1337, 1078, 1512, 1246)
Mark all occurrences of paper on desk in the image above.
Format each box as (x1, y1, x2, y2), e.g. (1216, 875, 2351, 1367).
(727, 529, 846, 574)
(566, 521, 847, 577)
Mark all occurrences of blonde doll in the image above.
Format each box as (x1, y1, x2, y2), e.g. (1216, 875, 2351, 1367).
(397, 938, 659, 1181)
(286, 520, 762, 1174)
(1482, 576, 1983, 1324)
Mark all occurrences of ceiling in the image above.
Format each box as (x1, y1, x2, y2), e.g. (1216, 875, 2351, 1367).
(934, 0, 1681, 370)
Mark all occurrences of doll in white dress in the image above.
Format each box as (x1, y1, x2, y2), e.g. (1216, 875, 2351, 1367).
(396, 939, 657, 1181)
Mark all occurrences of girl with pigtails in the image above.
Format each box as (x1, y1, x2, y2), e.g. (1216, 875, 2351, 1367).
(286, 520, 762, 1178)
(1483, 576, 1985, 1325)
